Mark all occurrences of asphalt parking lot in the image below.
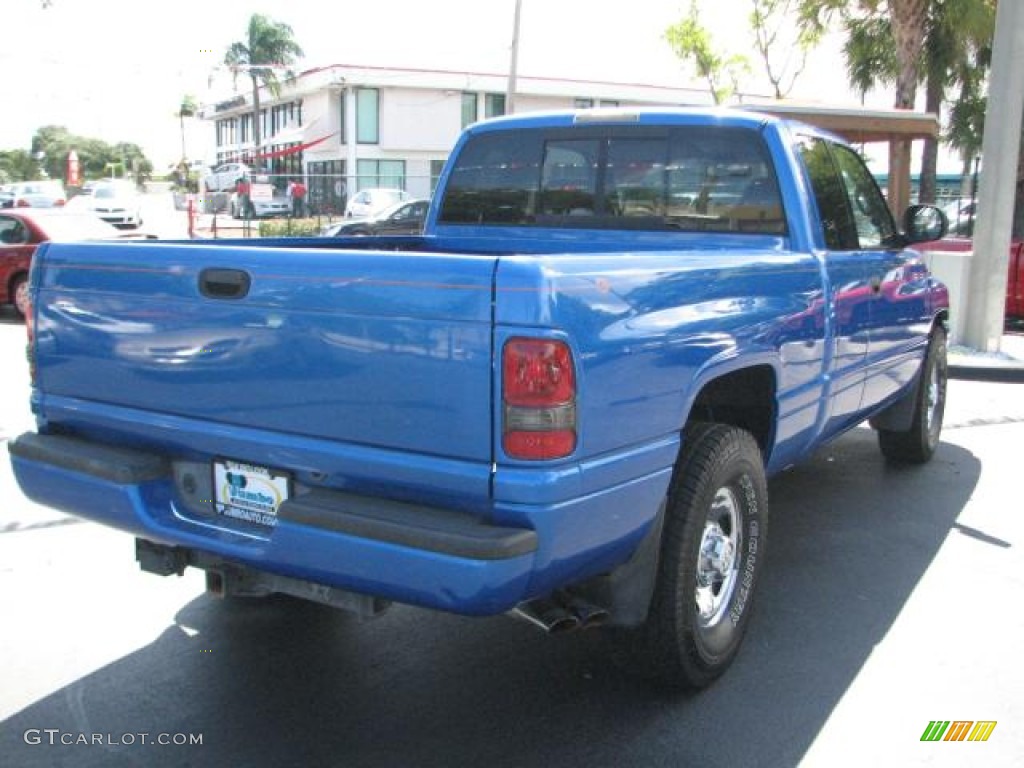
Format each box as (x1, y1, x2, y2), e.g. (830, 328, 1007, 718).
(1, 311, 1021, 767)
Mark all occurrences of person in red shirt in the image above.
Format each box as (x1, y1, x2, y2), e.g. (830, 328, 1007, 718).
(288, 178, 307, 218)
(235, 176, 253, 218)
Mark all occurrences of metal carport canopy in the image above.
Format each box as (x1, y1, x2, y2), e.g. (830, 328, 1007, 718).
(744, 101, 939, 143)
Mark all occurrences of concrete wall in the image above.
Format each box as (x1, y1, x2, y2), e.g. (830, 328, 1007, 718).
(920, 249, 973, 344)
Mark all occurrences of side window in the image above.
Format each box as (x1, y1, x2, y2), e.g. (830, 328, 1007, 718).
(0, 217, 25, 244)
(830, 143, 898, 248)
(797, 137, 858, 250)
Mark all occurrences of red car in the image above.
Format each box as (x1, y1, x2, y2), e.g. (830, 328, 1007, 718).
(918, 236, 1024, 321)
(0, 208, 155, 317)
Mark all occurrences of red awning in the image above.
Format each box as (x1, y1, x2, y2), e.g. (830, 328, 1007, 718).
(253, 132, 337, 160)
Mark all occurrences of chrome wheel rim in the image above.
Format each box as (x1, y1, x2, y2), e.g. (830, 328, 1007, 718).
(925, 363, 941, 435)
(696, 487, 742, 627)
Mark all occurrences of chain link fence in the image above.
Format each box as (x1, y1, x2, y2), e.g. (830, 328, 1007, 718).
(188, 172, 435, 239)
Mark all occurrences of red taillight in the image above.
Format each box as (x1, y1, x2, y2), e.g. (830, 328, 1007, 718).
(16, 199, 29, 207)
(502, 338, 576, 460)
(55, 198, 66, 207)
(503, 339, 574, 406)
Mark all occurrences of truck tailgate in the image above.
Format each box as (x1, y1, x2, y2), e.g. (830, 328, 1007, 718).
(33, 241, 497, 462)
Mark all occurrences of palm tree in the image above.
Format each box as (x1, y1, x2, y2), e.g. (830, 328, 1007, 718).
(224, 14, 304, 171)
(800, 0, 993, 207)
(177, 94, 198, 163)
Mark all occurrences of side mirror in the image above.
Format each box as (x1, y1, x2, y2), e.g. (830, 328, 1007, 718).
(903, 204, 948, 244)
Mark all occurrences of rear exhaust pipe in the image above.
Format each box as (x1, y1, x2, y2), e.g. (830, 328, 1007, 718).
(511, 592, 611, 633)
(511, 598, 580, 634)
(563, 594, 610, 630)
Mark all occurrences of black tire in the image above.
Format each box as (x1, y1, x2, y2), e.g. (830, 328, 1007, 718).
(11, 274, 29, 318)
(634, 422, 767, 690)
(878, 326, 947, 464)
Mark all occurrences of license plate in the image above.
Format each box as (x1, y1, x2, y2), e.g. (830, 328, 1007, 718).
(212, 459, 291, 527)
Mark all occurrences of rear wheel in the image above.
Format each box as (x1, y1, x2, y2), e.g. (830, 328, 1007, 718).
(878, 326, 947, 464)
(11, 274, 29, 318)
(634, 422, 767, 690)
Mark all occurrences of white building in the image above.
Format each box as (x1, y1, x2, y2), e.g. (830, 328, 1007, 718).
(201, 63, 709, 215)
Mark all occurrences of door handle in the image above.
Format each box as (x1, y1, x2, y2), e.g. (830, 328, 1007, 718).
(199, 268, 251, 300)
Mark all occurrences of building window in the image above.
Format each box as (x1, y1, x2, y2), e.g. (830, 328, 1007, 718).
(574, 98, 594, 109)
(339, 92, 347, 144)
(258, 109, 268, 145)
(461, 92, 478, 129)
(308, 160, 347, 215)
(264, 144, 304, 190)
(356, 158, 405, 191)
(485, 93, 506, 119)
(430, 159, 447, 193)
(357, 88, 380, 144)
(240, 114, 251, 143)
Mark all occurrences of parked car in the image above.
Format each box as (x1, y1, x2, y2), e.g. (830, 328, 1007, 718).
(66, 180, 143, 228)
(0, 208, 155, 317)
(942, 198, 976, 236)
(1, 180, 66, 209)
(203, 163, 250, 193)
(344, 188, 411, 218)
(323, 199, 429, 236)
(230, 191, 291, 219)
(917, 234, 1024, 321)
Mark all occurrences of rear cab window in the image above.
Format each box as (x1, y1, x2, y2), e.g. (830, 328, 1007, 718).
(440, 125, 786, 235)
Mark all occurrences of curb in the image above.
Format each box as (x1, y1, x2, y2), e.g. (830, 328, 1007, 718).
(949, 363, 1024, 383)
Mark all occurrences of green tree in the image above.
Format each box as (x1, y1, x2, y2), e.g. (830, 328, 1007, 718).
(29, 126, 152, 184)
(177, 94, 198, 164)
(224, 14, 304, 170)
(749, 0, 822, 99)
(797, 1, 927, 210)
(799, 0, 993, 205)
(665, 0, 749, 105)
(0, 150, 38, 184)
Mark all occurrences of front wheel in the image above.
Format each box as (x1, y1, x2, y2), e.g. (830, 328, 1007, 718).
(634, 422, 767, 690)
(878, 326, 947, 464)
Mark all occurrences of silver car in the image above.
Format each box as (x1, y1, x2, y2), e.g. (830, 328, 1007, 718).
(83, 181, 144, 228)
(2, 180, 67, 208)
(344, 188, 411, 218)
(203, 163, 251, 192)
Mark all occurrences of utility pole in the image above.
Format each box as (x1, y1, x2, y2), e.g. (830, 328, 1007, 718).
(963, 0, 1024, 351)
(506, 0, 523, 114)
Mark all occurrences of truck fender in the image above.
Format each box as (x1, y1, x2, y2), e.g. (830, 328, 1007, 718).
(678, 350, 781, 456)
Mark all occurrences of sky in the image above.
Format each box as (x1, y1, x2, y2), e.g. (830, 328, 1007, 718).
(1, 0, 944, 172)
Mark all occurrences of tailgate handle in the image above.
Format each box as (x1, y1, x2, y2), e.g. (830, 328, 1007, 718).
(199, 268, 251, 300)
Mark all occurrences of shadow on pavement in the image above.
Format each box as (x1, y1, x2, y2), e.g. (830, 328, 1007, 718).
(1, 429, 980, 768)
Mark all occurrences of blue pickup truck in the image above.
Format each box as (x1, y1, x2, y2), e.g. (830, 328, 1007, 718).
(9, 108, 949, 689)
